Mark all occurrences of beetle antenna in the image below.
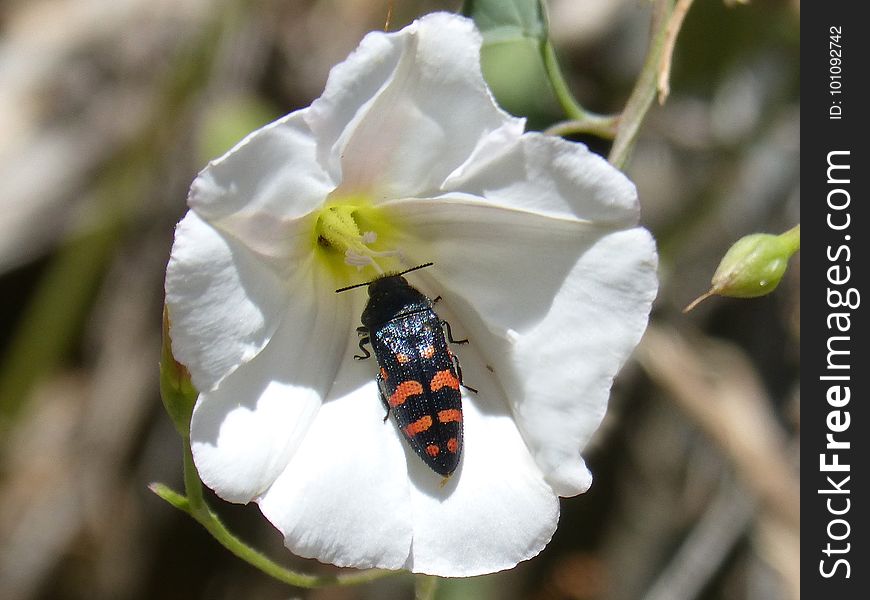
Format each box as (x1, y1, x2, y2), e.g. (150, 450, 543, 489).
(395, 262, 434, 277)
(335, 262, 434, 294)
(334, 280, 370, 294)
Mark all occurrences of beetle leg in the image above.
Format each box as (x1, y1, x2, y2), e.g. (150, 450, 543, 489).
(441, 320, 468, 345)
(354, 327, 372, 360)
(377, 374, 391, 421)
(451, 353, 478, 394)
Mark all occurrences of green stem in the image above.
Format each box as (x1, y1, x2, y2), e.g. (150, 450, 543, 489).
(151, 442, 395, 588)
(609, 0, 676, 168)
(541, 40, 586, 121)
(182, 436, 205, 511)
(544, 114, 620, 139)
(778, 224, 800, 254)
(540, 40, 619, 139)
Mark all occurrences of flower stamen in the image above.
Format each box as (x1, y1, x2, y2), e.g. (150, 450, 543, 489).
(314, 203, 405, 275)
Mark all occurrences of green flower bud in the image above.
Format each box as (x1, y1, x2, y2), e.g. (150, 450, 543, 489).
(160, 307, 198, 436)
(685, 225, 799, 312)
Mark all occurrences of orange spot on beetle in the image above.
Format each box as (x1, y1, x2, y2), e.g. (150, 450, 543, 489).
(403, 415, 433, 437)
(421, 345, 436, 359)
(426, 444, 440, 457)
(437, 409, 462, 423)
(388, 380, 423, 407)
(430, 369, 460, 392)
(446, 437, 459, 453)
(379, 367, 388, 380)
(396, 352, 411, 363)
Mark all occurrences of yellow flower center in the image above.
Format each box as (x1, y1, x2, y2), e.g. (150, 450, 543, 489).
(313, 197, 404, 279)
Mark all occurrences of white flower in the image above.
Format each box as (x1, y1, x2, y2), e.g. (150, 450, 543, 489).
(165, 12, 657, 577)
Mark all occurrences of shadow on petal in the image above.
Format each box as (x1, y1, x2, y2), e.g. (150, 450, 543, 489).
(190, 263, 355, 502)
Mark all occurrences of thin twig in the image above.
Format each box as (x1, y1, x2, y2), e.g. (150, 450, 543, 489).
(384, 0, 393, 31)
(657, 0, 696, 105)
(608, 0, 674, 168)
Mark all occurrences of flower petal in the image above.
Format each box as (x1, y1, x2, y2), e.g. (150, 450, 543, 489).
(256, 325, 558, 576)
(502, 228, 658, 495)
(402, 343, 560, 576)
(190, 263, 353, 502)
(165, 212, 291, 391)
(307, 12, 523, 199)
(382, 197, 602, 333)
(170, 12, 658, 577)
(189, 110, 334, 225)
(385, 197, 658, 496)
(257, 365, 414, 570)
(444, 132, 639, 226)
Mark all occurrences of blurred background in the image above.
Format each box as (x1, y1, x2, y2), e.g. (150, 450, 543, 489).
(0, 1, 799, 599)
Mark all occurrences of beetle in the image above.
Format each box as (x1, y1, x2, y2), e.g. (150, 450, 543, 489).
(336, 263, 475, 477)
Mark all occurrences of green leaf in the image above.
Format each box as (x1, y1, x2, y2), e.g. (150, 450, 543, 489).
(463, 0, 562, 127)
(462, 0, 548, 45)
